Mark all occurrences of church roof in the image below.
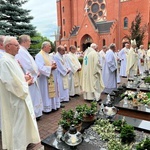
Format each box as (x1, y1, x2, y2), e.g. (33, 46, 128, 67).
(70, 26, 80, 36)
(96, 21, 114, 33)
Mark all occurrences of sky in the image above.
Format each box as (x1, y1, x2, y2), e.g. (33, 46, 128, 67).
(22, 0, 57, 42)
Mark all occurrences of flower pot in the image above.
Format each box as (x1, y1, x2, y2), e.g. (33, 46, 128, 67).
(75, 122, 82, 132)
(82, 114, 96, 122)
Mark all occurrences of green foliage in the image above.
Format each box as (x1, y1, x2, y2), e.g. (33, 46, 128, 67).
(76, 101, 97, 116)
(113, 119, 127, 132)
(93, 119, 116, 140)
(0, 0, 36, 36)
(144, 76, 150, 83)
(28, 33, 55, 57)
(58, 119, 70, 131)
(136, 137, 150, 150)
(59, 109, 83, 129)
(128, 12, 147, 48)
(108, 139, 131, 150)
(120, 124, 135, 144)
(61, 109, 74, 120)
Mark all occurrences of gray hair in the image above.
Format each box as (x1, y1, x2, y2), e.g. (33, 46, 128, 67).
(3, 36, 16, 47)
(69, 45, 76, 51)
(90, 43, 98, 49)
(102, 45, 107, 49)
(140, 45, 144, 49)
(18, 35, 30, 44)
(41, 41, 50, 49)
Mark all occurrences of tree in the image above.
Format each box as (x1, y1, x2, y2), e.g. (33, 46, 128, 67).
(0, 0, 36, 36)
(29, 33, 55, 57)
(129, 12, 147, 48)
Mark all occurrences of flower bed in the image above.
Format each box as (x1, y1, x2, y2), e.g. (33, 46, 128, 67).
(121, 90, 150, 106)
(83, 118, 150, 150)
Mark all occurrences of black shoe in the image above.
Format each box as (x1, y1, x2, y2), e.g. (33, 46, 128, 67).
(36, 116, 41, 121)
(42, 111, 51, 114)
(70, 95, 76, 98)
(60, 103, 65, 108)
(75, 94, 80, 97)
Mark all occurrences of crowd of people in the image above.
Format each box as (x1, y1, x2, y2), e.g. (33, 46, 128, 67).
(0, 34, 150, 149)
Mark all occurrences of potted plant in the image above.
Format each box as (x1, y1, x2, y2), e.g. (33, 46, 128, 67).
(82, 101, 97, 122)
(59, 109, 83, 132)
(58, 119, 70, 132)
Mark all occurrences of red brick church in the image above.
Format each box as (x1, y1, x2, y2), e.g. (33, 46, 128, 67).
(56, 0, 150, 51)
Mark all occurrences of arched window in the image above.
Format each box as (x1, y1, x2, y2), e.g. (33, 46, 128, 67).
(63, 19, 65, 25)
(103, 39, 105, 46)
(74, 41, 77, 47)
(124, 17, 128, 28)
(113, 38, 115, 43)
(62, 6, 64, 13)
(64, 31, 66, 37)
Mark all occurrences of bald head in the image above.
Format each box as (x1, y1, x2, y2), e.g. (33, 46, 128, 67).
(109, 43, 116, 52)
(90, 43, 98, 51)
(57, 45, 65, 55)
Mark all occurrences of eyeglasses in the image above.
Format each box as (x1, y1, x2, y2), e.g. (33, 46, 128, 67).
(9, 44, 19, 47)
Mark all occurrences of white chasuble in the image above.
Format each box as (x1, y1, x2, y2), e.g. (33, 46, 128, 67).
(40, 50, 56, 98)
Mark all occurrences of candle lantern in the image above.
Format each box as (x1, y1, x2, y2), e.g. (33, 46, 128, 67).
(117, 85, 124, 95)
(62, 125, 82, 146)
(109, 91, 116, 102)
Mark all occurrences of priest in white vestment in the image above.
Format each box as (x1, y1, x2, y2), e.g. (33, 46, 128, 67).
(15, 35, 43, 118)
(0, 35, 5, 58)
(99, 46, 107, 69)
(66, 45, 81, 96)
(81, 43, 104, 101)
(119, 43, 129, 77)
(147, 46, 150, 70)
(35, 41, 60, 113)
(102, 43, 118, 94)
(54, 45, 70, 102)
(0, 36, 40, 150)
(0, 35, 5, 130)
(138, 45, 147, 75)
(126, 40, 138, 78)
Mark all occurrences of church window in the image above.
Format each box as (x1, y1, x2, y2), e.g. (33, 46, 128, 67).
(98, 0, 103, 3)
(113, 38, 115, 43)
(98, 11, 103, 16)
(93, 14, 98, 20)
(103, 39, 105, 46)
(124, 17, 128, 28)
(88, 13, 92, 18)
(62, 6, 64, 13)
(101, 3, 105, 9)
(64, 31, 66, 37)
(88, 0, 92, 6)
(91, 3, 99, 13)
(74, 41, 77, 47)
(63, 19, 65, 25)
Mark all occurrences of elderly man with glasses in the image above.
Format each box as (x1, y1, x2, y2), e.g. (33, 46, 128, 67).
(0, 36, 40, 149)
